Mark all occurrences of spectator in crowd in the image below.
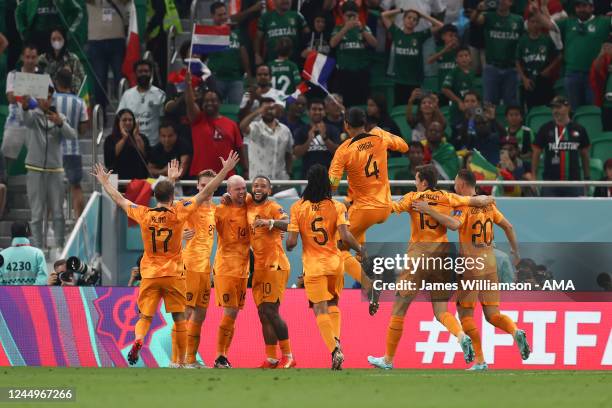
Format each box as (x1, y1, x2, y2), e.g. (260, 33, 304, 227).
(3, 44, 49, 168)
(504, 105, 532, 163)
(497, 137, 530, 196)
(54, 68, 88, 218)
(301, 12, 332, 57)
(451, 90, 484, 148)
(15, 0, 86, 54)
(441, 46, 476, 125)
(104, 109, 151, 180)
(428, 24, 460, 98)
(531, 96, 591, 197)
(594, 158, 612, 197)
(422, 121, 460, 179)
(240, 97, 293, 180)
(185, 73, 248, 179)
(549, 0, 611, 110)
(382, 8, 443, 105)
(118, 59, 166, 146)
(281, 94, 307, 135)
(239, 64, 285, 121)
(147, 121, 191, 179)
(269, 38, 302, 95)
(330, 1, 378, 107)
(324, 93, 345, 130)
(590, 41, 612, 131)
(0, 222, 48, 285)
(472, 0, 524, 107)
(516, 11, 562, 110)
(128, 265, 142, 287)
(208, 1, 250, 105)
(21, 86, 77, 251)
(406, 89, 446, 142)
(366, 94, 401, 137)
(461, 102, 506, 164)
(86, 0, 127, 109)
(294, 98, 341, 178)
(39, 28, 85, 93)
(145, 0, 182, 88)
(255, 0, 309, 64)
(47, 259, 77, 286)
(392, 141, 425, 194)
(464, 0, 487, 75)
(596, 272, 612, 291)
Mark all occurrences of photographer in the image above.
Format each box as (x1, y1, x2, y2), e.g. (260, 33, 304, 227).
(0, 221, 48, 285)
(47, 259, 75, 286)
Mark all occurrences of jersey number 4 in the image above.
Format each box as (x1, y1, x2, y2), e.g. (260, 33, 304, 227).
(310, 217, 329, 245)
(364, 154, 380, 179)
(148, 227, 173, 253)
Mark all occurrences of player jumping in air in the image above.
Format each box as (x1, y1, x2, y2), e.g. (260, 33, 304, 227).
(246, 176, 295, 369)
(368, 164, 492, 369)
(91, 153, 239, 367)
(212, 174, 251, 368)
(329, 107, 409, 315)
(415, 169, 531, 370)
(287, 164, 365, 370)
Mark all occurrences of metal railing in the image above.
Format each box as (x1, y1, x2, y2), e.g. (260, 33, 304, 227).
(91, 104, 104, 191)
(167, 24, 178, 73)
(190, 0, 198, 25)
(117, 77, 129, 100)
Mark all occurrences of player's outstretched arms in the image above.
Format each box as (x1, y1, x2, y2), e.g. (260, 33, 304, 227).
(338, 224, 367, 259)
(286, 232, 299, 251)
(497, 218, 520, 264)
(166, 158, 182, 184)
(468, 195, 495, 207)
(412, 201, 461, 230)
(193, 151, 240, 205)
(91, 163, 134, 211)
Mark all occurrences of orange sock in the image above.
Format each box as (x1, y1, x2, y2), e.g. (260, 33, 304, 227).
(174, 320, 187, 364)
(488, 313, 517, 335)
(437, 312, 462, 338)
(343, 254, 362, 284)
(171, 323, 177, 363)
(386, 315, 404, 359)
(265, 344, 278, 361)
(328, 306, 341, 338)
(186, 320, 202, 364)
(135, 316, 152, 340)
(279, 339, 292, 357)
(216, 315, 236, 356)
(461, 316, 484, 363)
(315, 314, 337, 353)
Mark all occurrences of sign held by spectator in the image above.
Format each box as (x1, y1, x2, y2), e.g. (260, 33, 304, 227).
(12, 72, 52, 99)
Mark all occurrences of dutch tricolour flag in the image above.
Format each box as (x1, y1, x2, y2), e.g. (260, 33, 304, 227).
(191, 24, 230, 55)
(285, 82, 310, 104)
(302, 51, 335, 87)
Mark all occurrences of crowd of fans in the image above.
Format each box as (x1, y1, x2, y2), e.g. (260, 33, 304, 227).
(1, 0, 611, 256)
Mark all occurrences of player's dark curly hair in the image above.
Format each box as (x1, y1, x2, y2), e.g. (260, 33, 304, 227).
(302, 164, 331, 203)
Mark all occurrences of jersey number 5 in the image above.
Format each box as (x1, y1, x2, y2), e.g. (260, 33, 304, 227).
(364, 154, 380, 179)
(310, 217, 329, 245)
(149, 227, 173, 253)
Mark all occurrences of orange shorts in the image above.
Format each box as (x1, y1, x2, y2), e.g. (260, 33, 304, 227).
(214, 275, 247, 309)
(396, 243, 454, 301)
(252, 268, 289, 306)
(304, 273, 344, 304)
(185, 267, 211, 308)
(456, 272, 501, 308)
(347, 206, 392, 243)
(138, 276, 186, 316)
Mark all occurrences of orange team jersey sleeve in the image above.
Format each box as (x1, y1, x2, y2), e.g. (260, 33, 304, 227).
(403, 190, 461, 243)
(288, 199, 348, 277)
(213, 204, 250, 278)
(370, 126, 409, 153)
(183, 203, 216, 272)
(391, 191, 415, 213)
(247, 200, 290, 271)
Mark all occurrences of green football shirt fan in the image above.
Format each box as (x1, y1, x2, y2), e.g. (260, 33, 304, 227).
(269, 58, 301, 95)
(257, 9, 307, 62)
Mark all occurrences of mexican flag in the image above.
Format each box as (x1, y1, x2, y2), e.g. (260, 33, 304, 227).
(122, 1, 141, 87)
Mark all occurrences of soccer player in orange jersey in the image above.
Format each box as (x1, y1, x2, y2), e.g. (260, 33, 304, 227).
(90, 152, 239, 367)
(329, 107, 409, 315)
(246, 176, 295, 369)
(213, 174, 250, 368)
(415, 169, 531, 370)
(368, 164, 493, 369)
(287, 164, 365, 370)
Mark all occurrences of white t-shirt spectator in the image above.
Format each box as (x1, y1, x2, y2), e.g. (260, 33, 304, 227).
(391, 0, 446, 31)
(239, 88, 287, 112)
(244, 119, 293, 180)
(117, 86, 166, 146)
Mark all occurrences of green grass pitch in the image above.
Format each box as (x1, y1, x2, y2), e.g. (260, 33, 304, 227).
(1, 367, 611, 408)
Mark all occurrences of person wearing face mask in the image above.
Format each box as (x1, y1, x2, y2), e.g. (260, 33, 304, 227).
(39, 28, 85, 93)
(118, 59, 166, 146)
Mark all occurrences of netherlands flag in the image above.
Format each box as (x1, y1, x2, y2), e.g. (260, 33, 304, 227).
(302, 51, 335, 87)
(191, 24, 230, 55)
(285, 82, 310, 104)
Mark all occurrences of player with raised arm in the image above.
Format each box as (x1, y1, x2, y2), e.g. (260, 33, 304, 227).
(91, 152, 239, 367)
(328, 107, 409, 315)
(212, 174, 251, 368)
(414, 169, 531, 370)
(287, 164, 366, 370)
(368, 164, 493, 370)
(247, 176, 295, 369)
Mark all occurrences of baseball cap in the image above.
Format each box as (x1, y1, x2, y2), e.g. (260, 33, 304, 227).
(11, 221, 31, 238)
(550, 96, 569, 107)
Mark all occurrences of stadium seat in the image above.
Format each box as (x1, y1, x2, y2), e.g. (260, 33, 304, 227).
(387, 157, 410, 180)
(220, 104, 240, 122)
(590, 158, 604, 182)
(291, 157, 303, 180)
(591, 140, 612, 163)
(590, 131, 612, 144)
(496, 105, 507, 126)
(574, 106, 602, 138)
(390, 109, 412, 141)
(423, 76, 439, 93)
(526, 106, 552, 134)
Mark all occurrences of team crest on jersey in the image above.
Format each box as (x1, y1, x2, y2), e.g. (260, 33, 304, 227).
(539, 45, 546, 53)
(453, 210, 462, 216)
(186, 292, 193, 301)
(588, 24, 595, 33)
(130, 204, 138, 208)
(411, 39, 418, 47)
(571, 131, 580, 138)
(183, 201, 192, 207)
(512, 22, 518, 30)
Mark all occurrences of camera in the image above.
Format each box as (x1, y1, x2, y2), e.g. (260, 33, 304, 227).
(65, 256, 101, 286)
(485, 0, 499, 10)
